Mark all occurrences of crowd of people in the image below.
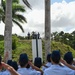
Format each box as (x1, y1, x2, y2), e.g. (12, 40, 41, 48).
(0, 50, 75, 75)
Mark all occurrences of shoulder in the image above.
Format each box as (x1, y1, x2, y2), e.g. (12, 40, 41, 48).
(44, 68, 50, 75)
(46, 62, 52, 66)
(29, 71, 35, 75)
(44, 67, 51, 73)
(17, 68, 27, 73)
(29, 70, 40, 75)
(2, 70, 11, 75)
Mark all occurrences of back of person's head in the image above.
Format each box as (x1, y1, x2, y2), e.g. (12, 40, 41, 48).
(51, 50, 60, 64)
(47, 53, 51, 62)
(19, 53, 28, 67)
(7, 60, 12, 66)
(64, 52, 73, 64)
(34, 57, 42, 68)
(0, 55, 2, 64)
(12, 61, 18, 71)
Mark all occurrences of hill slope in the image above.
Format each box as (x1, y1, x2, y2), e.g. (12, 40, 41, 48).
(0, 40, 75, 61)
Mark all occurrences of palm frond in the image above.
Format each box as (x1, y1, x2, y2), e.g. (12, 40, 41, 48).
(13, 14, 27, 23)
(22, 0, 32, 9)
(12, 19, 24, 32)
(1, 0, 5, 11)
(0, 8, 4, 14)
(0, 8, 4, 21)
(1, 0, 3, 6)
(12, 0, 19, 3)
(12, 4, 25, 13)
(0, 0, 27, 33)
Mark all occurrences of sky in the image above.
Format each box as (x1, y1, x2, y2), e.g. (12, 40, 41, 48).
(0, 0, 75, 37)
(51, 0, 75, 4)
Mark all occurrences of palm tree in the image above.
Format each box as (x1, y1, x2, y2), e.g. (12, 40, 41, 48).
(0, 0, 27, 32)
(4, 0, 12, 61)
(45, 0, 51, 60)
(2, 0, 31, 62)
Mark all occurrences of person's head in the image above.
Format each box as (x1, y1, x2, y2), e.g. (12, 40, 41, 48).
(51, 50, 60, 64)
(64, 52, 73, 65)
(34, 57, 42, 68)
(47, 53, 51, 62)
(11, 61, 18, 71)
(7, 60, 12, 66)
(0, 55, 2, 65)
(19, 53, 28, 67)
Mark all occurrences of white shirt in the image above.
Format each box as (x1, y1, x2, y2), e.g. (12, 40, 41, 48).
(42, 62, 52, 71)
(17, 67, 41, 75)
(17, 68, 30, 75)
(36, 71, 41, 75)
(46, 62, 52, 67)
(30, 70, 41, 75)
(1, 70, 11, 75)
(44, 64, 68, 75)
(63, 65, 75, 75)
(0, 71, 3, 75)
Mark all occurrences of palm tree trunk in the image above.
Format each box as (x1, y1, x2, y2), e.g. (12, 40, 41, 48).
(45, 0, 51, 60)
(4, 0, 12, 62)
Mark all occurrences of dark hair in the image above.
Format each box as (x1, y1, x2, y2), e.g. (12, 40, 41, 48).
(0, 55, 2, 64)
(19, 53, 28, 67)
(7, 60, 12, 66)
(51, 50, 60, 64)
(47, 53, 51, 62)
(34, 57, 42, 68)
(12, 61, 18, 70)
(26, 64, 30, 68)
(64, 52, 73, 64)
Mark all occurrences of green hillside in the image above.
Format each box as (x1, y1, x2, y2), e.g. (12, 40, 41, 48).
(51, 41, 75, 57)
(0, 40, 75, 61)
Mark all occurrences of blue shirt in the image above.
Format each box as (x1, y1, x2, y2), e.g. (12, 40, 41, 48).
(44, 64, 72, 75)
(42, 62, 52, 71)
(17, 67, 41, 75)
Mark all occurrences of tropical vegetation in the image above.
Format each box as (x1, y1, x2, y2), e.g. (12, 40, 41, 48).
(51, 31, 75, 50)
(0, 0, 27, 32)
(0, 30, 75, 61)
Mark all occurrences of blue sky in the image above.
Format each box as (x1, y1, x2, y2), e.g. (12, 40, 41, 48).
(51, 0, 75, 4)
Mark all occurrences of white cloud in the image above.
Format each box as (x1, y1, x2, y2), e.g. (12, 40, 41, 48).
(26, 9, 44, 24)
(27, 0, 44, 9)
(51, 0, 75, 33)
(20, 9, 45, 37)
(0, 0, 1, 4)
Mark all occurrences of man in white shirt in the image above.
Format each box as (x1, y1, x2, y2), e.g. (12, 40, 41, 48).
(44, 50, 74, 75)
(63, 52, 75, 75)
(42, 53, 52, 71)
(17, 53, 32, 75)
(17, 53, 41, 75)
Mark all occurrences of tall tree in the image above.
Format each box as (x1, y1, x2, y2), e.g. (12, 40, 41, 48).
(2, 0, 31, 62)
(45, 0, 51, 59)
(4, 0, 12, 61)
